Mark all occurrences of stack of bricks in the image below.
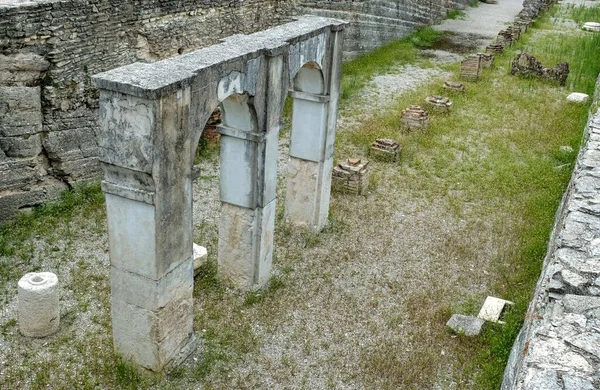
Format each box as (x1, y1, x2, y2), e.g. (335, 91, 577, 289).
(486, 43, 504, 55)
(497, 29, 515, 47)
(507, 25, 522, 41)
(424, 96, 452, 113)
(369, 138, 401, 162)
(332, 158, 370, 195)
(202, 107, 222, 142)
(443, 81, 466, 93)
(460, 54, 482, 81)
(401, 105, 429, 130)
(478, 53, 494, 68)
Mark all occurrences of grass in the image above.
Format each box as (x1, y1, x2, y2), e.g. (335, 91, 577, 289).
(336, 5, 598, 387)
(340, 27, 439, 100)
(446, 9, 467, 20)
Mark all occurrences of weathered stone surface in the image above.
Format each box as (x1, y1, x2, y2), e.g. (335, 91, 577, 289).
(0, 86, 42, 137)
(562, 375, 596, 390)
(522, 369, 561, 390)
(193, 243, 207, 276)
(563, 294, 600, 316)
(446, 314, 484, 336)
(565, 331, 600, 359)
(478, 296, 514, 323)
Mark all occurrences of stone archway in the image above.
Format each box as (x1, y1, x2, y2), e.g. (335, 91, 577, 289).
(92, 16, 345, 371)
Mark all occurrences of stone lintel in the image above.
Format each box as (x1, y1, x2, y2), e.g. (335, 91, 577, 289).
(217, 125, 265, 143)
(91, 16, 346, 100)
(288, 90, 330, 103)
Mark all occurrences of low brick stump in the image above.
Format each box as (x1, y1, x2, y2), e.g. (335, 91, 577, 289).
(369, 138, 401, 162)
(478, 53, 494, 68)
(425, 95, 452, 113)
(332, 158, 370, 195)
(486, 43, 504, 55)
(401, 105, 429, 131)
(443, 81, 466, 93)
(460, 54, 482, 82)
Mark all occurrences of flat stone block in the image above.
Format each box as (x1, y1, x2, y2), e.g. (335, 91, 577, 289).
(565, 331, 600, 359)
(446, 314, 484, 336)
(111, 289, 194, 371)
(477, 296, 513, 323)
(523, 369, 562, 390)
(110, 259, 193, 311)
(567, 92, 589, 103)
(563, 294, 600, 316)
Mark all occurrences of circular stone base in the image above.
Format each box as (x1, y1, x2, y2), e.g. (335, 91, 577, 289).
(583, 22, 600, 32)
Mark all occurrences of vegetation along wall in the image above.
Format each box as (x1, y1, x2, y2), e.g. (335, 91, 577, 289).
(0, 0, 470, 220)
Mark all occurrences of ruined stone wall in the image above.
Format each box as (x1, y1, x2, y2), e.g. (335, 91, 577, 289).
(1, 0, 473, 220)
(295, 0, 473, 59)
(0, 0, 297, 219)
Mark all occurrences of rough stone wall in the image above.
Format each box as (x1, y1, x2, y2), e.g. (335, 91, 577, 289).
(501, 75, 600, 389)
(295, 0, 473, 59)
(0, 0, 297, 220)
(1, 0, 475, 220)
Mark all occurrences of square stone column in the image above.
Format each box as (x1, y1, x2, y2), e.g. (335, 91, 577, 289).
(98, 88, 196, 371)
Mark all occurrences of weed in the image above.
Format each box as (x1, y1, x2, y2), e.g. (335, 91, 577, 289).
(446, 9, 467, 20)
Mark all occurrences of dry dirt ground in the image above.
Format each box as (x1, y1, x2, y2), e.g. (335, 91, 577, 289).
(0, 0, 588, 389)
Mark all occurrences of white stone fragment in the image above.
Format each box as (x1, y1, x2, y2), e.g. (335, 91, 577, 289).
(582, 22, 600, 32)
(478, 296, 514, 323)
(18, 272, 60, 337)
(566, 92, 589, 103)
(193, 243, 208, 275)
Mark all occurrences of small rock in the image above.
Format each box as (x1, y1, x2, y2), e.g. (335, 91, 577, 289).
(567, 92, 589, 103)
(548, 278, 565, 293)
(478, 296, 514, 323)
(446, 314, 484, 336)
(562, 374, 595, 390)
(565, 331, 600, 359)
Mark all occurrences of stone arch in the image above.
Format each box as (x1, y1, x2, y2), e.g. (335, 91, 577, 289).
(293, 61, 325, 94)
(92, 16, 345, 372)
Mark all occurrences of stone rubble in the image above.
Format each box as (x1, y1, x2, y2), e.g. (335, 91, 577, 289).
(478, 296, 514, 324)
(332, 158, 370, 195)
(442, 81, 466, 93)
(369, 138, 401, 162)
(424, 95, 452, 113)
(400, 105, 429, 130)
(502, 107, 600, 389)
(193, 243, 208, 276)
(511, 52, 570, 86)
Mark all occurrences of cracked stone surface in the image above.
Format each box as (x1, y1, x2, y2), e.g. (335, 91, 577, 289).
(503, 105, 600, 389)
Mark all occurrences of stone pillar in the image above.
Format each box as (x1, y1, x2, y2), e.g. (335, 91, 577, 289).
(98, 88, 196, 371)
(217, 54, 284, 291)
(285, 30, 343, 231)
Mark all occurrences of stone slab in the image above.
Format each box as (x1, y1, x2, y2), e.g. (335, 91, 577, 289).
(478, 296, 514, 323)
(567, 92, 590, 103)
(446, 314, 484, 336)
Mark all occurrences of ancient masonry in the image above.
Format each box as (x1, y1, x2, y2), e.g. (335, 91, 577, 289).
(92, 15, 345, 371)
(0, 0, 474, 220)
(502, 79, 600, 390)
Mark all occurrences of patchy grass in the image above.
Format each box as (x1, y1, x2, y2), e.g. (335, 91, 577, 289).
(341, 27, 439, 100)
